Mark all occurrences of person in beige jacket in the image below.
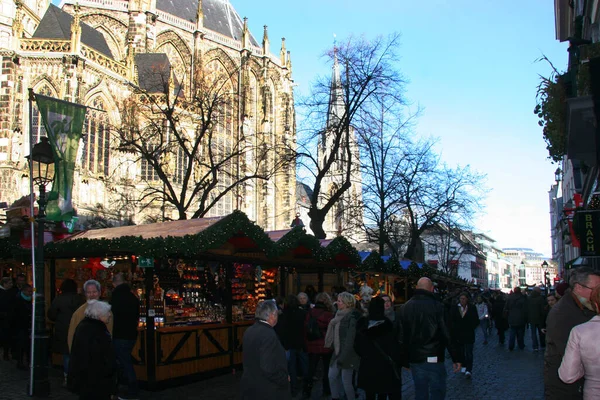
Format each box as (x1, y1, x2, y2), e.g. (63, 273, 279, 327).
(67, 280, 113, 352)
(559, 286, 600, 400)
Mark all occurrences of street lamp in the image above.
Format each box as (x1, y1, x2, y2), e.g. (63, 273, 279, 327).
(25, 136, 55, 396)
(541, 260, 549, 293)
(555, 168, 562, 183)
(290, 212, 305, 228)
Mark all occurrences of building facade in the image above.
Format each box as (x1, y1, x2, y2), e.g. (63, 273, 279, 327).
(0, 0, 296, 230)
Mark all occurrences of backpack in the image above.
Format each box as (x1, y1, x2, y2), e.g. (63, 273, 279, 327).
(306, 311, 322, 341)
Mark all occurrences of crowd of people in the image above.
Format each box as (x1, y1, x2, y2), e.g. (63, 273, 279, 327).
(0, 272, 140, 400)
(241, 267, 600, 400)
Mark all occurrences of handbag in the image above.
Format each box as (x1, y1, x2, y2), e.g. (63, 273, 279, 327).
(372, 339, 402, 381)
(306, 312, 322, 341)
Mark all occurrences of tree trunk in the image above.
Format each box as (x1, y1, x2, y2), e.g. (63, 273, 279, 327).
(308, 207, 327, 240)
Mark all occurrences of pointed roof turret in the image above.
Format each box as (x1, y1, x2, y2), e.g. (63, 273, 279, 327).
(262, 25, 269, 55)
(327, 46, 345, 128)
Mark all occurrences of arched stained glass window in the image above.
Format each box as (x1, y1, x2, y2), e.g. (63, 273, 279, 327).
(81, 97, 110, 176)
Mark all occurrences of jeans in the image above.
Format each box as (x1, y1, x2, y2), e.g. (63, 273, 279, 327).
(328, 362, 355, 400)
(365, 393, 402, 400)
(508, 326, 525, 350)
(410, 362, 446, 400)
(62, 353, 70, 375)
(497, 326, 506, 344)
(530, 323, 545, 350)
(479, 319, 489, 342)
(305, 352, 332, 396)
(287, 349, 308, 392)
(113, 338, 139, 396)
(461, 343, 474, 372)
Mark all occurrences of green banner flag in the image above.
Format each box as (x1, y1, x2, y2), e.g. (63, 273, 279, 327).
(35, 94, 87, 222)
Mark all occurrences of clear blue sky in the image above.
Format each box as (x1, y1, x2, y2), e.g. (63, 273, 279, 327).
(235, 0, 567, 256)
(52, 0, 565, 256)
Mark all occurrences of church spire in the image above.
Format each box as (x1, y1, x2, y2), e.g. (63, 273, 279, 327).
(327, 44, 345, 128)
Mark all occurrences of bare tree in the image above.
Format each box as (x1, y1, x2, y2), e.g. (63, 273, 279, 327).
(295, 33, 406, 239)
(400, 139, 487, 262)
(357, 91, 420, 256)
(111, 58, 290, 220)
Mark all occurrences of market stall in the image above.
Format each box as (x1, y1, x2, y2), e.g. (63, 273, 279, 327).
(46, 211, 363, 388)
(46, 211, 278, 389)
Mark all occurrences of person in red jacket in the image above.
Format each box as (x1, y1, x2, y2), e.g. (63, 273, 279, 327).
(302, 292, 335, 399)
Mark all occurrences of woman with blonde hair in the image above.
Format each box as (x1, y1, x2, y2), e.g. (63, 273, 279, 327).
(558, 285, 600, 399)
(325, 292, 362, 400)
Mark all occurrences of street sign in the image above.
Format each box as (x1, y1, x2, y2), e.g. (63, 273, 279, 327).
(138, 257, 154, 268)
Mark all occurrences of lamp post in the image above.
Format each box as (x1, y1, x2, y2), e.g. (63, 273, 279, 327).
(26, 136, 55, 396)
(541, 260, 549, 293)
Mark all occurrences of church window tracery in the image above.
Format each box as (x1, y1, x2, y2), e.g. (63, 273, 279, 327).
(81, 97, 110, 176)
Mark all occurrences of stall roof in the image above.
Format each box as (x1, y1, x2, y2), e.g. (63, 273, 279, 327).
(63, 216, 225, 241)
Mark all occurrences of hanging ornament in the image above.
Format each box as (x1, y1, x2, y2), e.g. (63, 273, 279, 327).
(82, 257, 109, 278)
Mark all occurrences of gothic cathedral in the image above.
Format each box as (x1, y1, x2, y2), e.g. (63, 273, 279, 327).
(0, 0, 296, 230)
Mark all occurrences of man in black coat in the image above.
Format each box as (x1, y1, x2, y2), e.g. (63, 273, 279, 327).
(544, 267, 600, 400)
(241, 300, 291, 400)
(401, 278, 461, 400)
(110, 273, 140, 400)
(504, 287, 528, 351)
(0, 277, 15, 360)
(448, 293, 480, 377)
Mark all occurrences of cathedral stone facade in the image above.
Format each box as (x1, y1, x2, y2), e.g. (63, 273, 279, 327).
(0, 0, 296, 230)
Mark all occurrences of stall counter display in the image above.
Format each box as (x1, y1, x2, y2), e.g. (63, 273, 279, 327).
(143, 261, 226, 327)
(231, 264, 278, 321)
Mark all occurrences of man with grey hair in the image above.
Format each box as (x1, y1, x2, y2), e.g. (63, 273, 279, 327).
(545, 267, 600, 399)
(68, 280, 113, 351)
(240, 300, 291, 400)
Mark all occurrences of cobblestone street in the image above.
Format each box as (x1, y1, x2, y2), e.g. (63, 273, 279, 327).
(0, 327, 544, 400)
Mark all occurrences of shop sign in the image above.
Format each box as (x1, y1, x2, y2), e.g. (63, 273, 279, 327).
(577, 211, 600, 256)
(138, 257, 154, 268)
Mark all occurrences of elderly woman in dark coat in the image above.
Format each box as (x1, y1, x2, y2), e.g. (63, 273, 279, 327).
(354, 296, 405, 400)
(68, 300, 116, 400)
(48, 279, 85, 383)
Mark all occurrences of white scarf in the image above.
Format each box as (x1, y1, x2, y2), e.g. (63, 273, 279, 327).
(324, 308, 351, 355)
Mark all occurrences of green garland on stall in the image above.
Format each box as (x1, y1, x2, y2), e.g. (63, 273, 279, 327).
(360, 251, 385, 272)
(323, 236, 362, 266)
(269, 226, 323, 259)
(0, 237, 27, 260)
(46, 210, 274, 258)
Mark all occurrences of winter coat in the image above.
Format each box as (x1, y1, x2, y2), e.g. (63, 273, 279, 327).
(48, 292, 85, 354)
(401, 289, 459, 364)
(109, 284, 140, 341)
(279, 306, 307, 351)
(68, 302, 113, 352)
(492, 297, 508, 331)
(504, 292, 528, 326)
(68, 317, 116, 399)
(304, 303, 334, 354)
(240, 320, 291, 400)
(545, 289, 595, 400)
(12, 294, 32, 332)
(475, 303, 489, 320)
(329, 308, 361, 370)
(449, 303, 480, 345)
(354, 318, 403, 394)
(527, 291, 547, 326)
(0, 286, 16, 341)
(558, 315, 600, 400)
